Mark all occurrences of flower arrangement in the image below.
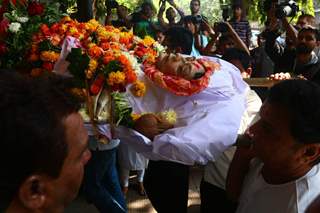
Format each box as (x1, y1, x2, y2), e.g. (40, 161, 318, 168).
(27, 16, 165, 133)
(0, 0, 64, 70)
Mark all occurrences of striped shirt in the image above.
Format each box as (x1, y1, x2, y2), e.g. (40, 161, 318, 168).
(229, 18, 252, 47)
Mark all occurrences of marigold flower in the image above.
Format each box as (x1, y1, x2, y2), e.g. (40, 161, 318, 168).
(40, 24, 50, 36)
(88, 45, 103, 58)
(40, 51, 60, 62)
(107, 71, 126, 86)
(143, 36, 155, 46)
(131, 81, 146, 97)
(88, 59, 98, 72)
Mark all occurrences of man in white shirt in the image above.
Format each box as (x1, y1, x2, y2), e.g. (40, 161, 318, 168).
(227, 79, 320, 213)
(201, 48, 262, 213)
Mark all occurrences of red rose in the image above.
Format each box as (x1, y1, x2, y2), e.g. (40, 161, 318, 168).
(42, 62, 53, 71)
(27, 2, 44, 16)
(0, 18, 9, 36)
(0, 42, 7, 55)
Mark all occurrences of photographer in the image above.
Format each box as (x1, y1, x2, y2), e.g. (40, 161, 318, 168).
(158, 0, 185, 31)
(264, 0, 320, 81)
(105, 2, 132, 29)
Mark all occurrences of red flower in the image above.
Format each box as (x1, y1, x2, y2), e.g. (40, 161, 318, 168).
(0, 42, 7, 55)
(27, 2, 44, 16)
(40, 24, 50, 36)
(42, 62, 53, 71)
(0, 18, 9, 36)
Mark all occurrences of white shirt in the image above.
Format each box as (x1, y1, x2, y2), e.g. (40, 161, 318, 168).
(115, 57, 249, 165)
(203, 89, 262, 189)
(236, 160, 320, 213)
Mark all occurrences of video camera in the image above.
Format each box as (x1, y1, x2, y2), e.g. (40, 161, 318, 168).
(275, 0, 299, 19)
(263, 0, 299, 19)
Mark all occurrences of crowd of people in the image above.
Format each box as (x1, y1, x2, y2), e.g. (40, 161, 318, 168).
(2, 0, 320, 213)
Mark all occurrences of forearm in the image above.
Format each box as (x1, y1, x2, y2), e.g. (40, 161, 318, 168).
(282, 18, 298, 45)
(226, 147, 253, 202)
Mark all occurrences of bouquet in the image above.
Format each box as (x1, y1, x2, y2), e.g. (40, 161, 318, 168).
(0, 0, 64, 70)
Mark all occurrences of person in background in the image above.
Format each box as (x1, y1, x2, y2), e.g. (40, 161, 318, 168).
(105, 3, 132, 29)
(228, 3, 252, 47)
(118, 142, 148, 196)
(0, 71, 91, 212)
(158, 0, 185, 31)
(227, 79, 320, 213)
(183, 15, 208, 57)
(250, 33, 274, 78)
(131, 1, 157, 38)
(201, 48, 262, 213)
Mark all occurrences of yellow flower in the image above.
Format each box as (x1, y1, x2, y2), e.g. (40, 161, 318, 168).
(40, 51, 60, 62)
(88, 59, 98, 72)
(107, 71, 126, 85)
(158, 109, 177, 125)
(69, 27, 78, 34)
(131, 113, 141, 121)
(143, 36, 155, 46)
(131, 81, 146, 97)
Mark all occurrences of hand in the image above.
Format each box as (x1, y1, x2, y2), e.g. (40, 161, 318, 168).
(201, 20, 215, 36)
(269, 72, 291, 80)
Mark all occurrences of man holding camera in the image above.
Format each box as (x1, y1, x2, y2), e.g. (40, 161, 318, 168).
(264, 1, 320, 82)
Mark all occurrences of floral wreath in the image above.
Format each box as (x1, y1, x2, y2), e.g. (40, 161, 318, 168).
(143, 58, 220, 96)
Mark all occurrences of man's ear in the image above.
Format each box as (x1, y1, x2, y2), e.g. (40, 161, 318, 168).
(246, 67, 252, 77)
(302, 144, 320, 165)
(18, 175, 47, 210)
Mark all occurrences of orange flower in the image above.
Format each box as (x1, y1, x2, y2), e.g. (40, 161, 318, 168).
(118, 55, 129, 66)
(51, 34, 61, 46)
(100, 42, 110, 50)
(88, 45, 103, 58)
(125, 69, 137, 83)
(40, 24, 50, 36)
(40, 51, 60, 62)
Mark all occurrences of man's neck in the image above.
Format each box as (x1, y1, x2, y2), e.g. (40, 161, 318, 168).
(297, 53, 313, 65)
(261, 163, 313, 185)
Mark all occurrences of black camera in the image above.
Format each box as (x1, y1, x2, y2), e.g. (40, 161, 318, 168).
(214, 22, 228, 33)
(275, 0, 299, 19)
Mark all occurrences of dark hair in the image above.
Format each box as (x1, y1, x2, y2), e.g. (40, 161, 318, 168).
(164, 26, 193, 55)
(299, 27, 320, 41)
(191, 0, 200, 5)
(0, 71, 81, 210)
(222, 48, 251, 70)
(218, 34, 234, 45)
(268, 80, 320, 144)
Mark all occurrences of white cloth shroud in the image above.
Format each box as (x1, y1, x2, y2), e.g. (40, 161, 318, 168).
(115, 57, 249, 165)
